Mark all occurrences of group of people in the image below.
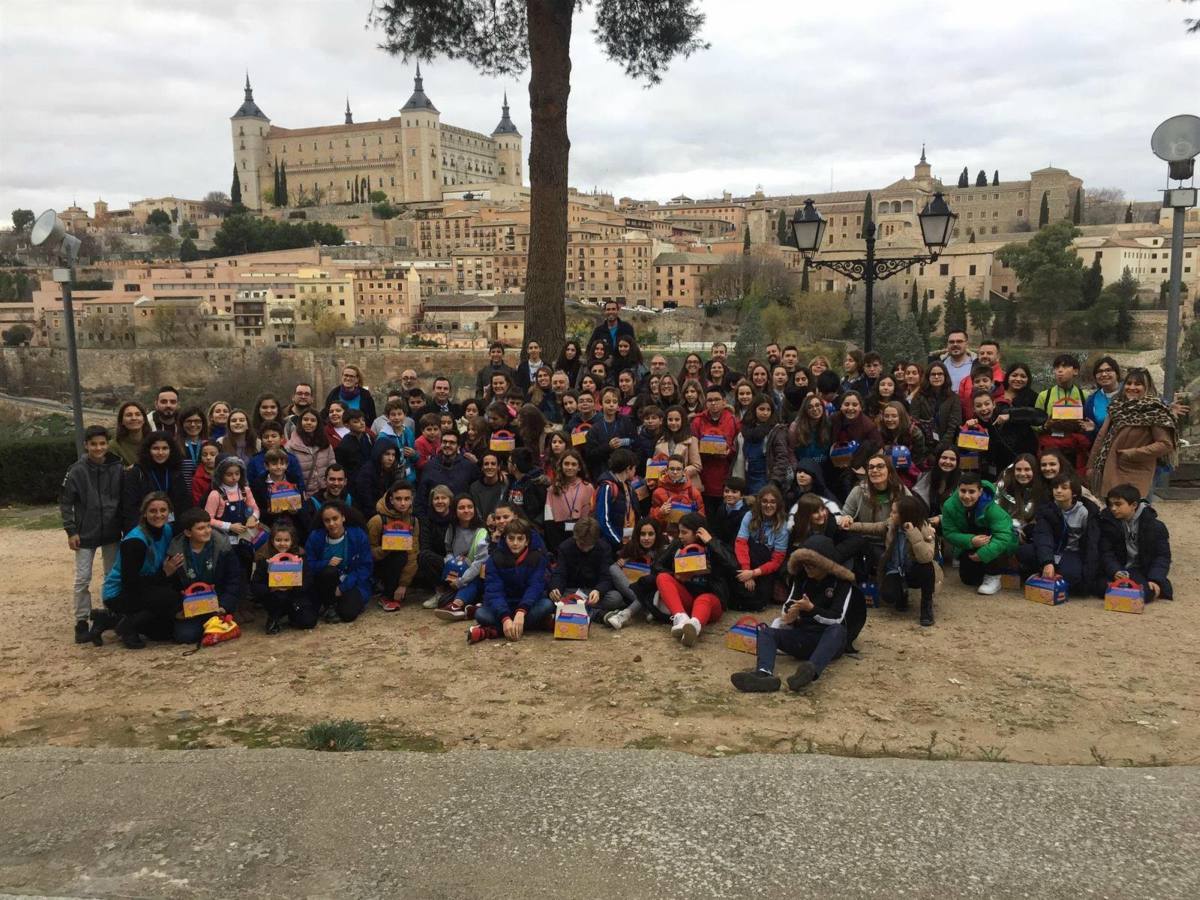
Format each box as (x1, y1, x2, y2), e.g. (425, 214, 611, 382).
(60, 299, 1183, 692)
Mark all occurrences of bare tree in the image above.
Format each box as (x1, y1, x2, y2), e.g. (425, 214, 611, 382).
(1082, 187, 1126, 226)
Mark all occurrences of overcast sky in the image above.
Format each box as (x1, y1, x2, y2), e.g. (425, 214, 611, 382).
(2, 0, 1197, 218)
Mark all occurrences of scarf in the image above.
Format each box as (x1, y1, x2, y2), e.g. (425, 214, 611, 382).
(1090, 397, 1177, 493)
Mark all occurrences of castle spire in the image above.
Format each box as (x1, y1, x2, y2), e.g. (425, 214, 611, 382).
(345, 96, 353, 125)
(232, 71, 268, 120)
(920, 143, 927, 164)
(492, 90, 519, 135)
(401, 63, 438, 113)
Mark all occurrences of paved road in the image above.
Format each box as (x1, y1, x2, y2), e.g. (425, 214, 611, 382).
(1, 748, 1196, 899)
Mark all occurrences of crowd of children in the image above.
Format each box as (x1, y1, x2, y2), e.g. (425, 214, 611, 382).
(60, 309, 1185, 691)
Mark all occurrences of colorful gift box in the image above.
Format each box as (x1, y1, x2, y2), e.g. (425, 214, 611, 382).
(1104, 577, 1145, 614)
(1051, 398, 1084, 421)
(571, 423, 591, 446)
(553, 596, 590, 640)
(249, 527, 270, 550)
(673, 543, 709, 575)
(267, 552, 304, 589)
(958, 451, 980, 471)
(631, 477, 649, 502)
(619, 560, 651, 583)
(382, 520, 413, 551)
(957, 425, 990, 452)
(645, 458, 668, 481)
(699, 434, 727, 456)
(859, 580, 880, 608)
(1025, 574, 1068, 606)
(489, 429, 516, 452)
(829, 440, 859, 469)
(269, 482, 302, 514)
(666, 499, 695, 523)
(181, 582, 220, 619)
(890, 445, 912, 471)
(725, 615, 760, 654)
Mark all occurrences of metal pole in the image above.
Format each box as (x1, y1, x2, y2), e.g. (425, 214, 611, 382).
(60, 270, 86, 454)
(863, 225, 876, 352)
(1161, 208, 1186, 404)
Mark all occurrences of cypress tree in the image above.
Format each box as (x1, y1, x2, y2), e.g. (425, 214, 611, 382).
(958, 167, 969, 188)
(968, 230, 976, 243)
(1038, 192, 1050, 229)
(280, 162, 288, 206)
(992, 170, 999, 186)
(1081, 257, 1103, 308)
(975, 170, 988, 187)
(909, 280, 919, 318)
(862, 192, 874, 234)
(1072, 189, 1082, 225)
(1124, 203, 1134, 224)
(272, 159, 280, 207)
(230, 166, 242, 207)
(743, 225, 751, 256)
(776, 209, 789, 245)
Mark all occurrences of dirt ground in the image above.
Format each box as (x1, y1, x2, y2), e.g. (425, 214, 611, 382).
(1, 503, 1197, 766)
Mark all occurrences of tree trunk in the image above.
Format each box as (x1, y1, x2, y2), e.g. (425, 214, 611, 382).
(523, 0, 573, 360)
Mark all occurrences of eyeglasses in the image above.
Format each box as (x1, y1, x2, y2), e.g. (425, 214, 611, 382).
(867, 463, 888, 471)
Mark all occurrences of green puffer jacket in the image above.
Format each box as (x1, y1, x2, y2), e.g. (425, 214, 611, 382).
(940, 480, 1017, 564)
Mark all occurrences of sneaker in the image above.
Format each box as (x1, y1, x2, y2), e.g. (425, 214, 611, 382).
(435, 605, 467, 622)
(466, 624, 498, 644)
(731, 669, 781, 693)
(378, 597, 403, 612)
(115, 616, 146, 650)
(322, 606, 341, 624)
(265, 616, 282, 635)
(977, 575, 1002, 595)
(786, 661, 818, 691)
(604, 608, 631, 630)
(669, 612, 688, 639)
(422, 594, 441, 610)
(74, 619, 91, 644)
(680, 616, 701, 647)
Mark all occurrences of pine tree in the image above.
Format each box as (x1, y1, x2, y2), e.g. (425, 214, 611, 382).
(1115, 296, 1134, 346)
(1072, 189, 1082, 225)
(1038, 192, 1050, 229)
(958, 167, 969, 188)
(975, 170, 988, 187)
(776, 209, 789, 246)
(1124, 203, 1134, 224)
(992, 170, 999, 186)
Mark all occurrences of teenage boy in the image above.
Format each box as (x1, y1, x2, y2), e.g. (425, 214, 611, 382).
(963, 387, 1043, 481)
(594, 448, 638, 550)
(503, 448, 549, 530)
(940, 472, 1017, 595)
(691, 385, 741, 519)
(1036, 353, 1092, 472)
(585, 386, 636, 475)
(375, 399, 417, 477)
(247, 421, 306, 490)
(731, 535, 863, 693)
(166, 508, 244, 643)
(1098, 483, 1173, 600)
(416, 430, 479, 516)
(707, 476, 750, 546)
(334, 409, 375, 478)
(633, 405, 665, 469)
(861, 352, 883, 393)
(959, 362, 1005, 420)
(548, 517, 615, 619)
(475, 342, 516, 398)
(1020, 474, 1102, 596)
(60, 425, 124, 643)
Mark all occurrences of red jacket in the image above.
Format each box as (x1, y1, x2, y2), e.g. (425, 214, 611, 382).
(649, 476, 704, 527)
(958, 362, 1005, 420)
(690, 409, 740, 498)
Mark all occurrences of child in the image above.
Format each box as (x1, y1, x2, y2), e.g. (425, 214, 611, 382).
(166, 508, 244, 643)
(247, 421, 306, 491)
(251, 521, 317, 633)
(940, 472, 1017, 594)
(469, 519, 553, 643)
(995, 454, 1039, 543)
(367, 482, 421, 611)
(959, 363, 1005, 421)
(566, 391, 598, 432)
(1036, 353, 1091, 472)
(633, 405, 665, 470)
(249, 448, 303, 531)
(652, 512, 738, 647)
(962, 389, 1044, 482)
(189, 441, 222, 506)
(547, 517, 614, 621)
(594, 448, 639, 551)
(732, 484, 791, 612)
(204, 457, 261, 578)
(603, 517, 666, 629)
(707, 476, 750, 546)
(854, 496, 939, 625)
(60, 425, 124, 643)
(691, 385, 741, 519)
(1020, 473, 1102, 596)
(304, 500, 374, 623)
(503, 447, 550, 531)
(1098, 483, 1172, 600)
(413, 412, 443, 473)
(731, 535, 864, 692)
(544, 449, 593, 553)
(375, 398, 417, 474)
(435, 502, 539, 621)
(649, 455, 704, 534)
(585, 386, 636, 475)
(333, 409, 374, 478)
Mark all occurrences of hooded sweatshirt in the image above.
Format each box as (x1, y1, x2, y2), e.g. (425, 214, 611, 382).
(61, 451, 124, 548)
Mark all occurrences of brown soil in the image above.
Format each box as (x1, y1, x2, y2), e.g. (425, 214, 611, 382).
(2, 504, 1197, 766)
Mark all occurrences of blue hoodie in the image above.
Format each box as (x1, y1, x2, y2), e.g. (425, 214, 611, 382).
(304, 525, 374, 601)
(483, 542, 549, 620)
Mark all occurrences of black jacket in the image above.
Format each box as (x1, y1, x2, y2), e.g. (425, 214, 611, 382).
(501, 471, 549, 529)
(121, 464, 193, 534)
(323, 387, 377, 425)
(60, 451, 124, 548)
(1031, 498, 1103, 595)
(1098, 504, 1172, 595)
(707, 501, 750, 548)
(651, 536, 739, 607)
(549, 538, 614, 595)
(417, 454, 480, 517)
(334, 431, 374, 479)
(587, 318, 637, 355)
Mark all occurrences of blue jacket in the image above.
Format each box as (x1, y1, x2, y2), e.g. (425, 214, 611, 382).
(416, 453, 480, 516)
(1083, 388, 1117, 436)
(304, 525, 374, 600)
(1031, 498, 1103, 595)
(593, 471, 633, 549)
(247, 451, 306, 493)
(103, 523, 174, 601)
(483, 543, 549, 619)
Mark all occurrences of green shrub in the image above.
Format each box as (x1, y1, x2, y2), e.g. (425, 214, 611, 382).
(303, 719, 368, 752)
(0, 435, 79, 504)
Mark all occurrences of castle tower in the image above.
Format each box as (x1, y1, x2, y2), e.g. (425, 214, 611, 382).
(399, 64, 441, 202)
(491, 92, 523, 187)
(231, 73, 270, 211)
(345, 96, 353, 125)
(913, 144, 933, 190)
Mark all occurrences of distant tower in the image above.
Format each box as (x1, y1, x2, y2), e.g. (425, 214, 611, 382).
(231, 73, 270, 211)
(399, 64, 441, 202)
(345, 96, 353, 125)
(491, 92, 523, 187)
(913, 144, 933, 188)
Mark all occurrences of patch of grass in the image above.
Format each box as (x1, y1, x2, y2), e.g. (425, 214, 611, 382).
(0, 505, 61, 530)
(624, 733, 670, 750)
(304, 719, 368, 752)
(1089, 744, 1110, 767)
(368, 725, 445, 752)
(977, 745, 1009, 763)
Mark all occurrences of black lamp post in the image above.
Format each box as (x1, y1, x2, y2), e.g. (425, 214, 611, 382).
(792, 192, 957, 351)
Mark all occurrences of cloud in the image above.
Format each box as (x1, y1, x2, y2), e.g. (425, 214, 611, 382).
(1, 0, 1197, 216)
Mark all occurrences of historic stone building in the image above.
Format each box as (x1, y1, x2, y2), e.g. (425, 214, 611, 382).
(231, 68, 523, 210)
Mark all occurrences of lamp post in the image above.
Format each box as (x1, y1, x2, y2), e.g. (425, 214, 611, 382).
(792, 192, 957, 351)
(29, 210, 85, 454)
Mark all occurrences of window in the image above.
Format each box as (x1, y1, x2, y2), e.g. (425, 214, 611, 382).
(939, 263, 949, 275)
(968, 265, 977, 276)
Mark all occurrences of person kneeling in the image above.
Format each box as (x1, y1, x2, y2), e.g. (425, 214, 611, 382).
(940, 472, 1017, 595)
(304, 501, 374, 623)
(469, 519, 552, 643)
(167, 508, 245, 644)
(1098, 482, 1173, 601)
(732, 535, 864, 693)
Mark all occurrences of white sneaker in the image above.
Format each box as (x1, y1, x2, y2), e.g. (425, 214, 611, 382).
(670, 613, 688, 639)
(604, 608, 631, 630)
(681, 616, 702, 647)
(977, 575, 1002, 595)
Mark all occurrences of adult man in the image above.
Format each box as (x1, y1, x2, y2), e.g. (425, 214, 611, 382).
(416, 431, 479, 516)
(587, 300, 636, 353)
(648, 355, 669, 379)
(940, 329, 977, 393)
(60, 425, 124, 643)
(764, 343, 782, 369)
(429, 376, 462, 419)
(940, 472, 1016, 595)
(475, 342, 516, 398)
(399, 369, 420, 393)
(283, 383, 316, 438)
(550, 370, 571, 402)
(691, 385, 741, 519)
(513, 340, 547, 393)
(299, 464, 364, 537)
(149, 386, 180, 437)
(781, 346, 800, 374)
(958, 339, 1004, 414)
(710, 342, 729, 365)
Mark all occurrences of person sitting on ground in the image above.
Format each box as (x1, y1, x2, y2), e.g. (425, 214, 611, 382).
(367, 482, 421, 612)
(427, 494, 489, 611)
(602, 517, 666, 630)
(852, 495, 940, 625)
(649, 455, 704, 535)
(1098, 482, 1172, 601)
(732, 484, 791, 612)
(95, 493, 177, 650)
(730, 535, 864, 694)
(995, 454, 1039, 544)
(304, 500, 373, 624)
(165, 508, 244, 644)
(940, 472, 1017, 595)
(1018, 473, 1103, 596)
(651, 512, 738, 648)
(468, 518, 552, 644)
(250, 521, 317, 634)
(548, 517, 615, 621)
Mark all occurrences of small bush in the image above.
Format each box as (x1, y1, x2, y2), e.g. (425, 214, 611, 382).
(0, 435, 78, 504)
(304, 719, 368, 752)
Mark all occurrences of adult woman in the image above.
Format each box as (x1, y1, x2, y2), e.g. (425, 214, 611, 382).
(808, 356, 830, 378)
(680, 379, 705, 418)
(749, 363, 771, 397)
(207, 401, 231, 441)
(739, 396, 790, 496)
(995, 453, 1038, 542)
(678, 353, 705, 385)
(655, 405, 701, 486)
(304, 500, 373, 623)
(416, 485, 455, 589)
(114, 401, 151, 466)
(1003, 363, 1037, 409)
(733, 484, 791, 611)
(839, 454, 910, 577)
(706, 359, 730, 395)
(877, 401, 926, 487)
(545, 449, 593, 551)
(323, 401, 350, 449)
(865, 375, 902, 420)
(218, 409, 257, 463)
(1087, 368, 1177, 499)
(252, 393, 283, 434)
(177, 406, 207, 489)
(285, 409, 335, 499)
(855, 495, 940, 625)
(657, 373, 681, 409)
(910, 362, 961, 443)
(789, 393, 832, 470)
(902, 362, 924, 405)
(912, 446, 960, 527)
(98, 493, 177, 649)
(324, 364, 377, 424)
(612, 335, 647, 384)
(1082, 356, 1121, 431)
(555, 340, 583, 388)
(122, 431, 193, 532)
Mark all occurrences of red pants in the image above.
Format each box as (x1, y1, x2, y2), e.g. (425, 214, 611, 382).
(655, 573, 723, 625)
